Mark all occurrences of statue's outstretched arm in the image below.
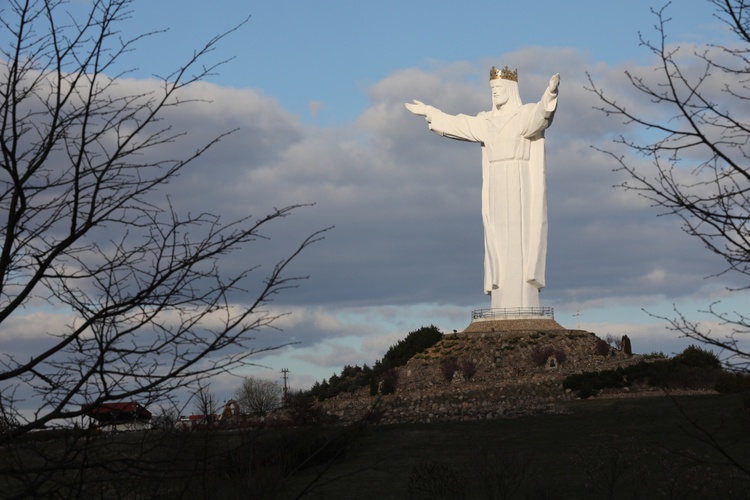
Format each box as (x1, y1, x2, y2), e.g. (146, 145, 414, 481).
(405, 100, 435, 122)
(539, 73, 560, 116)
(547, 74, 560, 96)
(404, 100, 427, 116)
(522, 74, 560, 138)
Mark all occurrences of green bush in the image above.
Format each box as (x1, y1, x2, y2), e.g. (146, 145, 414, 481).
(370, 367, 399, 396)
(408, 461, 466, 500)
(673, 345, 721, 368)
(714, 371, 750, 393)
(563, 346, 725, 397)
(643, 351, 666, 360)
(382, 325, 443, 369)
(284, 391, 333, 425)
(440, 357, 460, 383)
(252, 426, 355, 475)
(308, 325, 443, 402)
(460, 359, 477, 380)
(564, 367, 632, 397)
(309, 365, 372, 401)
(531, 347, 567, 367)
(531, 347, 554, 366)
(595, 338, 610, 356)
(578, 383, 597, 399)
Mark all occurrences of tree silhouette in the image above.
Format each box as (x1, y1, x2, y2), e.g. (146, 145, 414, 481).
(588, 0, 750, 372)
(234, 377, 282, 416)
(0, 0, 327, 440)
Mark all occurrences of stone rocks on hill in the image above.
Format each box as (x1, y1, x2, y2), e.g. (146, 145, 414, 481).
(318, 320, 642, 424)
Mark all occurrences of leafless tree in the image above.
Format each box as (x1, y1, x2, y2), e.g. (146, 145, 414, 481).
(587, 0, 750, 371)
(234, 376, 282, 416)
(151, 403, 180, 431)
(604, 334, 622, 351)
(0, 0, 327, 442)
(191, 383, 217, 425)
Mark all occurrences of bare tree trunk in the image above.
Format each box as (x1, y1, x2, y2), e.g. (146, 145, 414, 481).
(0, 0, 327, 442)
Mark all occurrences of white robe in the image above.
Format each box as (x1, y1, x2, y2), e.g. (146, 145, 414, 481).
(427, 91, 557, 309)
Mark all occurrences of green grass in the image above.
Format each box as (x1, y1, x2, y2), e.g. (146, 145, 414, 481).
(289, 393, 750, 499)
(2, 393, 749, 499)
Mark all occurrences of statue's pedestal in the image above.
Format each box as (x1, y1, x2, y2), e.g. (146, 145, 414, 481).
(464, 307, 563, 333)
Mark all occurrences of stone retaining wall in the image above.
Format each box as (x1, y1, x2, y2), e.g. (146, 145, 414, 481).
(317, 328, 646, 424)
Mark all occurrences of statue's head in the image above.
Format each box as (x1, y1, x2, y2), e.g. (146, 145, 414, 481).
(489, 66, 522, 109)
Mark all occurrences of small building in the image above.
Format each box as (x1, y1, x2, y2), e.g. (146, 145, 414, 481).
(81, 402, 152, 431)
(181, 414, 220, 428)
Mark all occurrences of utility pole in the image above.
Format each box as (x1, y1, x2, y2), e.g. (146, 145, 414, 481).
(281, 368, 289, 400)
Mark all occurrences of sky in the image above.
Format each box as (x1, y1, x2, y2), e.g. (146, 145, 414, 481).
(3, 0, 749, 406)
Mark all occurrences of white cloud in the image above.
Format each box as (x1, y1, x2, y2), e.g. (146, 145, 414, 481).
(63, 49, 750, 317)
(6, 43, 749, 404)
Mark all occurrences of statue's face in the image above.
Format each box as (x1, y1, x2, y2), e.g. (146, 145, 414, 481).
(490, 80, 509, 107)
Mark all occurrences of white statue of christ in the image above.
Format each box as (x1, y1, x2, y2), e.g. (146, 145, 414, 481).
(406, 66, 559, 310)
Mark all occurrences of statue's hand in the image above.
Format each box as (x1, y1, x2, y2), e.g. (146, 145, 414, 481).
(548, 74, 560, 94)
(405, 100, 428, 117)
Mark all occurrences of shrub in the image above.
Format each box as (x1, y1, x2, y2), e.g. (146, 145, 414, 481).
(311, 325, 442, 401)
(341, 364, 360, 378)
(408, 461, 465, 500)
(308, 364, 372, 401)
(578, 384, 597, 399)
(715, 371, 750, 393)
(284, 391, 330, 426)
(471, 448, 533, 500)
(370, 367, 399, 395)
(151, 407, 179, 431)
(605, 334, 622, 350)
(440, 357, 460, 383)
(666, 365, 720, 389)
(595, 338, 610, 356)
(253, 426, 354, 476)
(382, 325, 443, 369)
(309, 380, 330, 401)
(644, 351, 666, 360)
(563, 345, 725, 394)
(460, 359, 477, 380)
(531, 347, 554, 366)
(674, 345, 721, 368)
(531, 347, 567, 367)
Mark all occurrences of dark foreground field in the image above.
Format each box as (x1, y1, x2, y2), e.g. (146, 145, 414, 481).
(3, 393, 749, 499)
(288, 393, 750, 499)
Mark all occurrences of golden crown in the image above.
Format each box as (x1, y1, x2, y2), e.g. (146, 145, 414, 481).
(489, 65, 518, 82)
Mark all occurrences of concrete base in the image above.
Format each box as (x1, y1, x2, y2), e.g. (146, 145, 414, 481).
(462, 318, 566, 334)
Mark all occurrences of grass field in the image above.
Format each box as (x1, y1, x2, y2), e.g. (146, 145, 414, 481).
(2, 393, 749, 499)
(288, 393, 750, 499)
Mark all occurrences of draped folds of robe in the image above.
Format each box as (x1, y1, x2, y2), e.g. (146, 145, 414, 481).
(426, 89, 557, 309)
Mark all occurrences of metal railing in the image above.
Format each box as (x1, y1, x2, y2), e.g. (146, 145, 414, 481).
(471, 307, 554, 320)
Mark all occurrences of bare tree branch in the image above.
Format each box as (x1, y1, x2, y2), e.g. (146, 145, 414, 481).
(589, 0, 750, 369)
(0, 0, 327, 441)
